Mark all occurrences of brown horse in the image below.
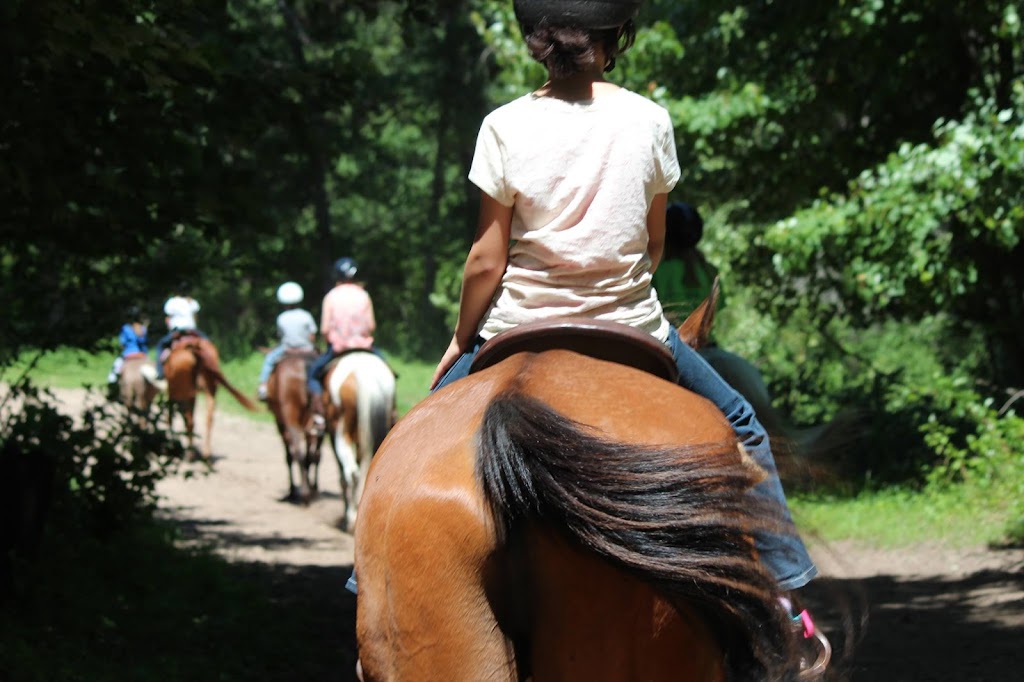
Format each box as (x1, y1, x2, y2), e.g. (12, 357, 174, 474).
(118, 353, 158, 414)
(266, 351, 324, 504)
(353, 306, 806, 680)
(322, 351, 396, 531)
(164, 334, 256, 459)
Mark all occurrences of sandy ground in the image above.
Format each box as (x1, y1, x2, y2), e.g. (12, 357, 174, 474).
(46, 387, 1024, 681)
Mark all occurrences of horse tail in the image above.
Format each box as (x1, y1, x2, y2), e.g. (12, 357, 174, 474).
(192, 342, 257, 412)
(477, 391, 798, 680)
(354, 358, 396, 460)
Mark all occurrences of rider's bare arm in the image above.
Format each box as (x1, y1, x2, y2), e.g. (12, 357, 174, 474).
(453, 192, 512, 349)
(430, 192, 512, 387)
(647, 193, 668, 273)
(319, 293, 332, 339)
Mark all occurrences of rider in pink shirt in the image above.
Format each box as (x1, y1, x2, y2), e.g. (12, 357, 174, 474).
(321, 281, 375, 352)
(307, 257, 378, 426)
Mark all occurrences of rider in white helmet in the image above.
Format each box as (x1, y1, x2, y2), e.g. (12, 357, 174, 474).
(257, 281, 318, 401)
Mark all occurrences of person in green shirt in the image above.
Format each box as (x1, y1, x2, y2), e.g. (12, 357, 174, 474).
(651, 201, 722, 329)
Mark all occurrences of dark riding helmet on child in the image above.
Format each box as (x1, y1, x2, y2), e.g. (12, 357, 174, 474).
(513, 0, 642, 28)
(333, 257, 358, 281)
(666, 201, 705, 251)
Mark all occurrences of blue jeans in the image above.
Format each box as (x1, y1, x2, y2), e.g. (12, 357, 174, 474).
(259, 346, 287, 384)
(431, 328, 816, 590)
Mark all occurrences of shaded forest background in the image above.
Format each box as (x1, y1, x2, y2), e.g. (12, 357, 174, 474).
(2, 0, 1022, 516)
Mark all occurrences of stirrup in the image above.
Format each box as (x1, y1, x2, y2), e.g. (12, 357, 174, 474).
(790, 604, 831, 678)
(798, 628, 832, 679)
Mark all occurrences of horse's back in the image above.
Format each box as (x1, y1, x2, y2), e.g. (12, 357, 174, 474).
(165, 346, 199, 400)
(325, 351, 395, 405)
(355, 351, 734, 681)
(268, 355, 310, 422)
(270, 353, 309, 390)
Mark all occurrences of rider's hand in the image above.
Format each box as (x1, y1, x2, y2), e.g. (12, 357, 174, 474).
(430, 336, 465, 389)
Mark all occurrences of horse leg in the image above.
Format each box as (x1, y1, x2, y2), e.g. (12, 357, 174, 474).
(307, 432, 322, 494)
(287, 425, 311, 504)
(183, 401, 196, 461)
(274, 418, 298, 501)
(203, 387, 216, 460)
(332, 426, 359, 531)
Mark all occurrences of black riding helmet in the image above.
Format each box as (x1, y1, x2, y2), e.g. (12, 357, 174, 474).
(333, 257, 358, 281)
(514, 0, 642, 29)
(665, 201, 705, 252)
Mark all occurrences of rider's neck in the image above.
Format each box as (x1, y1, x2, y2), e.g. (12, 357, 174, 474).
(536, 48, 618, 102)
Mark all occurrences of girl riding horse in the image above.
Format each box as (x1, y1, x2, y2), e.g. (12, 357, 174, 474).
(430, 0, 820, 615)
(355, 1, 830, 678)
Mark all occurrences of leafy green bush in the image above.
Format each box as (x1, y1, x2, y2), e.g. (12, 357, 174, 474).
(1, 380, 183, 596)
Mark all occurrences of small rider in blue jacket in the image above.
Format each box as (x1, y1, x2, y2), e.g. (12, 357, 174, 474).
(107, 307, 149, 384)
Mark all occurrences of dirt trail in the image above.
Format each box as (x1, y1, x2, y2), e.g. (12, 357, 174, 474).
(47, 387, 1024, 681)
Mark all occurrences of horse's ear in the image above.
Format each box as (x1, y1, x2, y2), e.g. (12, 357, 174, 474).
(677, 276, 720, 350)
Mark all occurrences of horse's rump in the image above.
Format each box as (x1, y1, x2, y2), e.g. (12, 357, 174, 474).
(119, 355, 157, 412)
(268, 355, 311, 409)
(355, 351, 799, 681)
(269, 353, 323, 504)
(325, 351, 395, 457)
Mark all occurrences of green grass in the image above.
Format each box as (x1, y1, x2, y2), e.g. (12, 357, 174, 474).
(0, 523, 357, 682)
(5, 348, 111, 389)
(791, 475, 1024, 548)
(386, 353, 434, 415)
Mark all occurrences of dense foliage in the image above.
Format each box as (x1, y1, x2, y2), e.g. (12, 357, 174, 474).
(2, 1, 1021, 513)
(1, 378, 183, 596)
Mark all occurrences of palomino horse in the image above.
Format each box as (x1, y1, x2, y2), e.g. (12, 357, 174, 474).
(164, 334, 256, 459)
(267, 350, 324, 504)
(322, 350, 396, 531)
(353, 303, 806, 681)
(118, 353, 158, 414)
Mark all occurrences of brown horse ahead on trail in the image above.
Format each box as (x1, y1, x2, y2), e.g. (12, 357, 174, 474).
(353, 298, 809, 681)
(164, 334, 256, 460)
(118, 353, 158, 414)
(266, 350, 324, 504)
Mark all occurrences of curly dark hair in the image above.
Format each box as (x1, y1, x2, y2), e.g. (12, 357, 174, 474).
(521, 20, 636, 79)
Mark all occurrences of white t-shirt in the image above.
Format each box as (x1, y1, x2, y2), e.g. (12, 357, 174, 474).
(468, 88, 680, 342)
(164, 296, 200, 331)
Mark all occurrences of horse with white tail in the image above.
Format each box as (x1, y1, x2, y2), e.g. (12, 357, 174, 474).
(322, 350, 397, 531)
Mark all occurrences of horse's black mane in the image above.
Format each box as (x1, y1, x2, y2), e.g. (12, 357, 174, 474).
(477, 390, 802, 681)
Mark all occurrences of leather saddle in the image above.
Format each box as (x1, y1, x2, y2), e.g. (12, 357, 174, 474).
(170, 331, 202, 351)
(282, 347, 318, 360)
(469, 318, 678, 383)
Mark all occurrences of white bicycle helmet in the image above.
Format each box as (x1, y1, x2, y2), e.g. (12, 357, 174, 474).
(276, 281, 304, 305)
